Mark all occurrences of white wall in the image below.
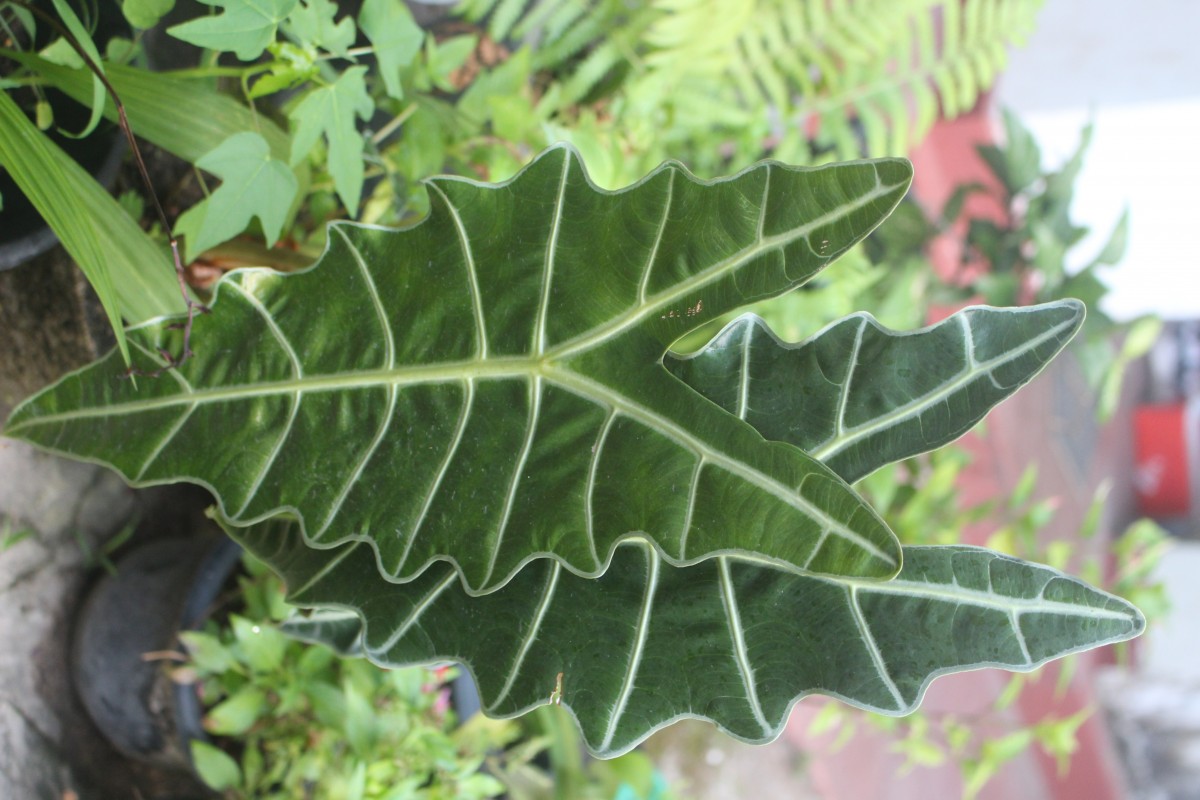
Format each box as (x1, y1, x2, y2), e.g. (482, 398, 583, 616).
(994, 0, 1200, 321)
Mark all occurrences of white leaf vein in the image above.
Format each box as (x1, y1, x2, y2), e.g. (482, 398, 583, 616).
(484, 375, 543, 587)
(601, 546, 659, 752)
(736, 319, 755, 420)
(810, 315, 1076, 461)
(134, 401, 197, 481)
(400, 379, 475, 571)
(550, 171, 891, 359)
(677, 457, 705, 560)
(847, 586, 905, 710)
(489, 562, 562, 711)
(377, 570, 459, 653)
(718, 557, 772, 735)
(549, 368, 895, 568)
(315, 383, 397, 538)
(428, 182, 489, 359)
(534, 154, 569, 355)
(233, 390, 302, 519)
(334, 226, 394, 369)
(583, 409, 617, 569)
(636, 168, 676, 304)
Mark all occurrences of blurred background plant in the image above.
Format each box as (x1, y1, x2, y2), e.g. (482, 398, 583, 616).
(802, 459, 1170, 800)
(180, 551, 675, 799)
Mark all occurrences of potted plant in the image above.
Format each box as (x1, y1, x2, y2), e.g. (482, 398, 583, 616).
(3, 0, 1148, 794)
(71, 532, 242, 773)
(177, 548, 533, 798)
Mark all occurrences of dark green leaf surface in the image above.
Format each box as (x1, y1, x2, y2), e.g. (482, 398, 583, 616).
(666, 302, 1085, 484)
(254, 519, 1141, 758)
(254, 303, 1120, 758)
(5, 146, 911, 590)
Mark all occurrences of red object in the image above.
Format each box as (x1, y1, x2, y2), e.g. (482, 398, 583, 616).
(1134, 403, 1193, 516)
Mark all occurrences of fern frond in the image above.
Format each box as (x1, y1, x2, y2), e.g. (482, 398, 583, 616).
(786, 0, 1044, 161)
(453, 0, 1043, 165)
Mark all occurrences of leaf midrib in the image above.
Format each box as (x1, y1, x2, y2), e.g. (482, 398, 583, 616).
(8, 351, 897, 571)
(542, 170, 895, 360)
(809, 312, 1077, 461)
(830, 576, 1135, 622)
(6, 357, 538, 425)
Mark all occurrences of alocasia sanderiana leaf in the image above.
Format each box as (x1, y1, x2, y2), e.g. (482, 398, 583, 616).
(256, 522, 1142, 758)
(4, 145, 912, 590)
(2, 141, 1139, 759)
(666, 302, 1086, 484)
(243, 300, 1130, 758)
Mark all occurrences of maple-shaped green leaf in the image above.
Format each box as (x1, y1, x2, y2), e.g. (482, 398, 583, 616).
(289, 66, 374, 216)
(121, 0, 175, 29)
(175, 132, 299, 259)
(5, 146, 910, 591)
(358, 0, 424, 100)
(168, 0, 298, 61)
(248, 42, 319, 99)
(286, 0, 355, 57)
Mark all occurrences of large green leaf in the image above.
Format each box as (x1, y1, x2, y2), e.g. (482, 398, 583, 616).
(253, 520, 1141, 758)
(249, 301, 1116, 758)
(4, 146, 912, 589)
(666, 301, 1085, 484)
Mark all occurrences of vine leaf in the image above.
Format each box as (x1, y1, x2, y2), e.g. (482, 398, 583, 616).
(175, 132, 299, 260)
(287, 66, 374, 216)
(168, 0, 299, 61)
(666, 301, 1085, 485)
(286, 0, 356, 57)
(358, 0, 424, 100)
(4, 145, 911, 591)
(122, 0, 175, 30)
(258, 523, 1142, 759)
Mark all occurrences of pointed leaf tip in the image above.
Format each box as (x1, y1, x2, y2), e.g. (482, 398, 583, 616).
(242, 521, 1144, 759)
(668, 300, 1087, 484)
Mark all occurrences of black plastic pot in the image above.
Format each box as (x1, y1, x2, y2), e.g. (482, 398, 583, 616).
(72, 530, 485, 780)
(71, 533, 242, 772)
